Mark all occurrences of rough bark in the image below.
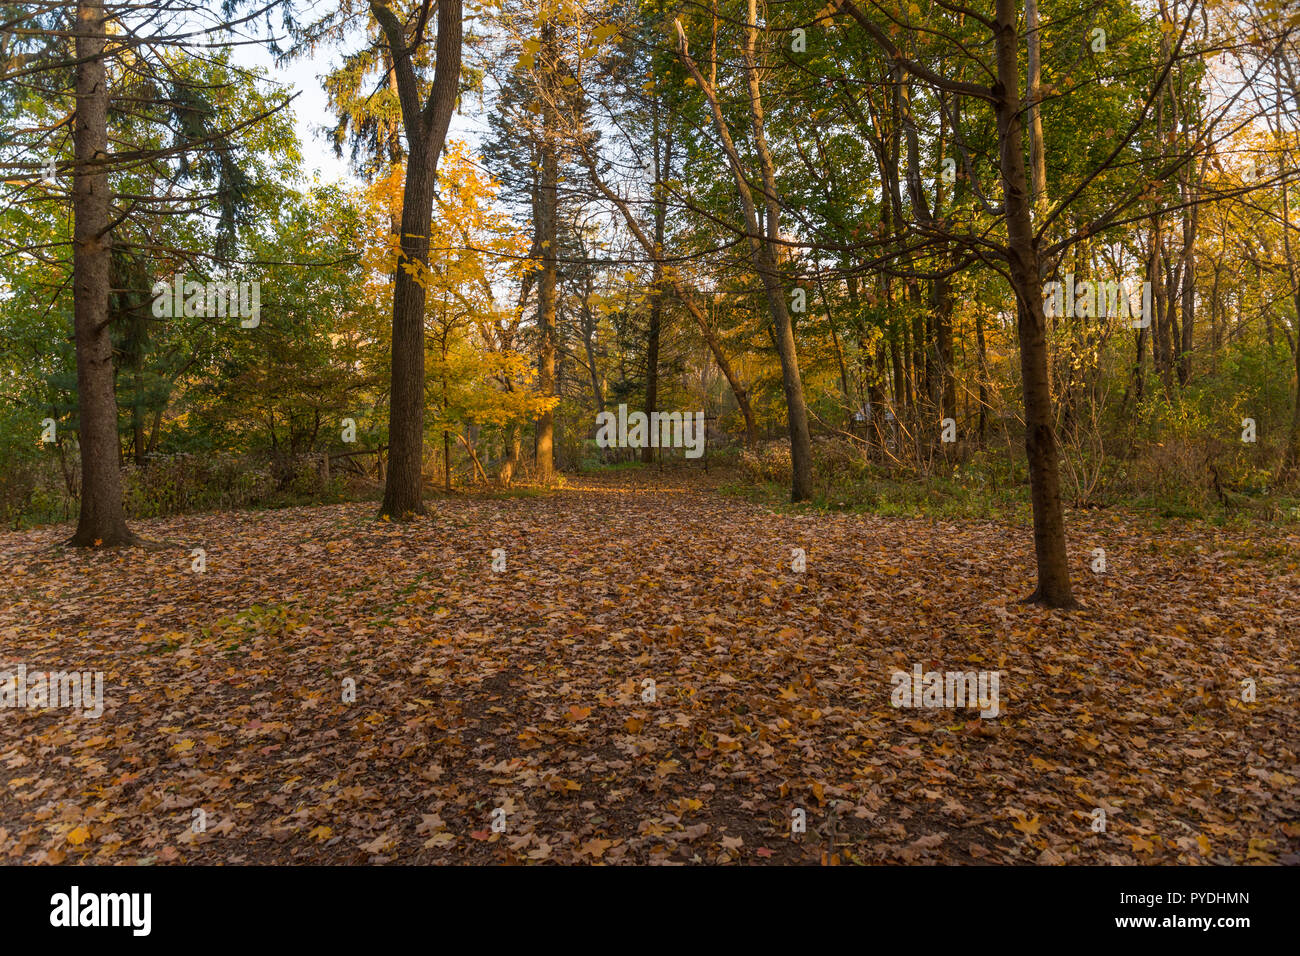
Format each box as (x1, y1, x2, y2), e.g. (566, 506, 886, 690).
(372, 0, 462, 520)
(533, 17, 558, 481)
(69, 0, 136, 548)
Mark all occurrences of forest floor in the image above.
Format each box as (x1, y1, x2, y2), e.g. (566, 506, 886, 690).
(0, 468, 1296, 865)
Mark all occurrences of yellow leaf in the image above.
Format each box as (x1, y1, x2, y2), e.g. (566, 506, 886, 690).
(67, 826, 91, 846)
(578, 837, 614, 858)
(1011, 812, 1041, 835)
(1246, 838, 1275, 862)
(1129, 834, 1155, 853)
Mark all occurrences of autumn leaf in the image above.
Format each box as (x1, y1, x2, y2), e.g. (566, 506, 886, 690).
(1011, 811, 1041, 835)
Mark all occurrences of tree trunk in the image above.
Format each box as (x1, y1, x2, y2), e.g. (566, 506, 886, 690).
(642, 105, 669, 463)
(1278, 169, 1300, 478)
(1026, 0, 1047, 219)
(372, 0, 462, 520)
(381, 146, 435, 518)
(994, 0, 1075, 608)
(69, 0, 136, 548)
(1177, 163, 1203, 387)
(499, 424, 522, 488)
(534, 18, 559, 482)
(676, 5, 812, 499)
(975, 309, 989, 442)
(931, 272, 956, 423)
(581, 275, 605, 413)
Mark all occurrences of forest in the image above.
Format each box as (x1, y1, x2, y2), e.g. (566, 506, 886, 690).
(0, 0, 1296, 868)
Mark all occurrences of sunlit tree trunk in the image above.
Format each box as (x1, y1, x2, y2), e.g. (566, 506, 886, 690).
(371, 0, 462, 519)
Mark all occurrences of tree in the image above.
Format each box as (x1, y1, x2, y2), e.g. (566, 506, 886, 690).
(68, 0, 134, 545)
(367, 0, 463, 517)
(3, 1, 283, 545)
(675, 4, 814, 500)
(827, 0, 1274, 605)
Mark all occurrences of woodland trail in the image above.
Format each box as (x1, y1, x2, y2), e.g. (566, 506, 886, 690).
(0, 470, 1296, 863)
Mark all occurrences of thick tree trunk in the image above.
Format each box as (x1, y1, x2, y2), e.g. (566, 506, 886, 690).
(69, 0, 135, 548)
(381, 148, 435, 518)
(994, 0, 1075, 608)
(372, 0, 462, 520)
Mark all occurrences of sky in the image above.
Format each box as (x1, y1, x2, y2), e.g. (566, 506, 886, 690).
(230, 29, 490, 190)
(232, 38, 359, 186)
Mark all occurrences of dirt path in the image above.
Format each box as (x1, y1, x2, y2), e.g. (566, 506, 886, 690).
(0, 471, 1295, 863)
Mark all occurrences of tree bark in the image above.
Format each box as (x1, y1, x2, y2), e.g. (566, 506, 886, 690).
(1025, 0, 1048, 220)
(993, 0, 1075, 607)
(69, 0, 136, 547)
(372, 0, 462, 520)
(534, 16, 559, 482)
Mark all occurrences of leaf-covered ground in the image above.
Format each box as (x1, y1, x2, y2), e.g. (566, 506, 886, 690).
(1, 471, 1296, 864)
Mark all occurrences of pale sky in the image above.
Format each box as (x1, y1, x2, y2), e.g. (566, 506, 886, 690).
(231, 34, 488, 189)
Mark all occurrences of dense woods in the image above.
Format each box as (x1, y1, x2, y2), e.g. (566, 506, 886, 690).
(5, 0, 1300, 604)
